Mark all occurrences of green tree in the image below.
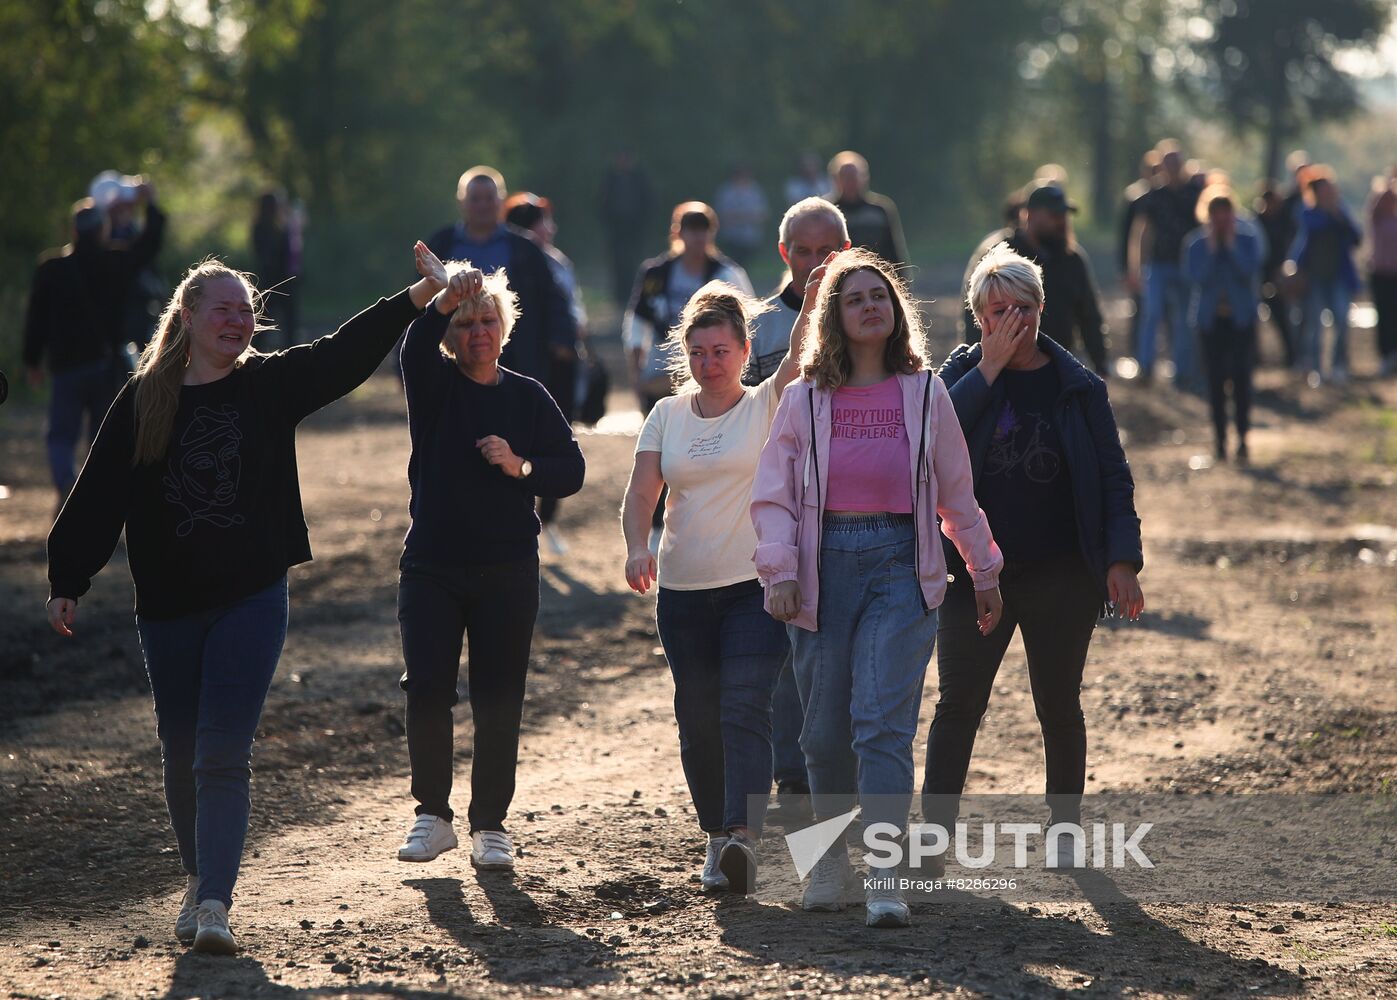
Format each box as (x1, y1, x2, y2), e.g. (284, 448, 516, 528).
(1195, 0, 1391, 180)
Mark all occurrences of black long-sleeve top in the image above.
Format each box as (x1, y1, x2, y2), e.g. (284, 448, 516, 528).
(400, 308, 585, 567)
(47, 289, 419, 619)
(23, 205, 167, 373)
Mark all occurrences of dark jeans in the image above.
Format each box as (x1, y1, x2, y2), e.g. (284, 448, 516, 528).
(1373, 272, 1397, 361)
(47, 359, 119, 500)
(922, 556, 1099, 829)
(655, 579, 787, 836)
(1201, 319, 1256, 454)
(1262, 281, 1298, 367)
(398, 557, 539, 832)
(771, 649, 808, 787)
(136, 576, 289, 909)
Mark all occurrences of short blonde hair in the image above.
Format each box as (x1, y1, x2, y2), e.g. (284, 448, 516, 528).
(440, 261, 519, 359)
(778, 197, 848, 247)
(827, 150, 869, 181)
(456, 165, 506, 202)
(966, 242, 1044, 326)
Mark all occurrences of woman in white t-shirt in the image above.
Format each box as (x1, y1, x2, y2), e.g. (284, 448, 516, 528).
(621, 269, 820, 896)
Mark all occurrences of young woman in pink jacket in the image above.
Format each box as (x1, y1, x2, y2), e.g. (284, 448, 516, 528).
(750, 248, 1004, 927)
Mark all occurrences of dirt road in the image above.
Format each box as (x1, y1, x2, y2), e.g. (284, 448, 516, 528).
(2, 314, 1395, 998)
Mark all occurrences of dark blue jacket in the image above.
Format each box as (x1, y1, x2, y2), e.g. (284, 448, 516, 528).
(937, 336, 1143, 601)
(426, 223, 576, 383)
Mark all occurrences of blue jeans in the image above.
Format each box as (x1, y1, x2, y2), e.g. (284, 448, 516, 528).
(136, 577, 289, 909)
(1301, 279, 1352, 374)
(47, 359, 118, 500)
(655, 579, 787, 835)
(771, 649, 808, 787)
(1138, 263, 1196, 383)
(789, 514, 939, 835)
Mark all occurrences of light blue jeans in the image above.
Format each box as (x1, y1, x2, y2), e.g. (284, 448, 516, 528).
(1301, 279, 1352, 375)
(788, 514, 939, 836)
(1138, 262, 1196, 384)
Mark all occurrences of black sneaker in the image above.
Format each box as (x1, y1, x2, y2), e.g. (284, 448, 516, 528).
(718, 833, 758, 896)
(772, 780, 812, 823)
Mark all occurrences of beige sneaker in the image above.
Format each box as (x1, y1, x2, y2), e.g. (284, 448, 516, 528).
(801, 846, 852, 912)
(191, 899, 237, 955)
(175, 875, 199, 943)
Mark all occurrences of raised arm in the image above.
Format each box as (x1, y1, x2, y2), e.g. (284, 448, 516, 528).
(274, 242, 457, 421)
(769, 252, 833, 393)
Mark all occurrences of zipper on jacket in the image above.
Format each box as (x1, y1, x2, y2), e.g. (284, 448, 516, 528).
(912, 372, 931, 612)
(808, 386, 823, 623)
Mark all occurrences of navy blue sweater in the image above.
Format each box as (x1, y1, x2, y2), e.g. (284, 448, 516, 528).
(937, 336, 1143, 601)
(400, 308, 585, 567)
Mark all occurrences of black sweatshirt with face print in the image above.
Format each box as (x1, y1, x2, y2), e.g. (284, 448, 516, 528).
(47, 289, 420, 619)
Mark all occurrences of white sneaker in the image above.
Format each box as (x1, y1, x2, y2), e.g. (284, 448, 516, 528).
(543, 525, 569, 556)
(191, 899, 237, 955)
(397, 814, 458, 862)
(701, 835, 730, 891)
(175, 874, 199, 943)
(470, 830, 515, 870)
(865, 876, 911, 928)
(801, 845, 852, 912)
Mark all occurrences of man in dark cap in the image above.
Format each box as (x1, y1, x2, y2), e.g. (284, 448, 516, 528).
(962, 182, 1109, 374)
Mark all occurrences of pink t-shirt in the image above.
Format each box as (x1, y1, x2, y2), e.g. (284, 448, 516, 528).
(825, 376, 913, 513)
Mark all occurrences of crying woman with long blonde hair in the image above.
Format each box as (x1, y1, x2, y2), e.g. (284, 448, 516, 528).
(45, 241, 471, 956)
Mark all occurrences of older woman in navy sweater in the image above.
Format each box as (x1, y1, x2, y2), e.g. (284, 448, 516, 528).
(921, 243, 1144, 864)
(394, 248, 585, 872)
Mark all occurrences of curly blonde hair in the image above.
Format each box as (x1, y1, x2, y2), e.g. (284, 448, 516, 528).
(800, 248, 928, 390)
(661, 281, 773, 394)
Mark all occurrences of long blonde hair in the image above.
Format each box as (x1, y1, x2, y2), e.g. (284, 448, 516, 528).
(132, 260, 266, 465)
(663, 281, 772, 394)
(800, 249, 928, 390)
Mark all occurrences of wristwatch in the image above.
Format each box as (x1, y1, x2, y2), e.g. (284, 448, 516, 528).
(518, 459, 533, 479)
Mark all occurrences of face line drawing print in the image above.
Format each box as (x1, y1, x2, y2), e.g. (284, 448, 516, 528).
(162, 404, 248, 537)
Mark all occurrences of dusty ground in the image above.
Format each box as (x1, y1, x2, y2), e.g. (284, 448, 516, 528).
(2, 299, 1396, 999)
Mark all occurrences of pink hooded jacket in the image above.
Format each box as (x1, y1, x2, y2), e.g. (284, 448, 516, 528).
(750, 371, 1003, 632)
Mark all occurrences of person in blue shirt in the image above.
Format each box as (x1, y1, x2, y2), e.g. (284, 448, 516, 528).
(1287, 168, 1362, 385)
(425, 166, 577, 390)
(1184, 184, 1266, 463)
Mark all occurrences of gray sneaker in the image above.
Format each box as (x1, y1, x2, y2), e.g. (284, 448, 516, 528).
(801, 846, 851, 912)
(175, 875, 199, 943)
(701, 835, 730, 891)
(192, 899, 238, 955)
(864, 874, 910, 928)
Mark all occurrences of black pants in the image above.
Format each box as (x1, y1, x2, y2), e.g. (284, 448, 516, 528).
(398, 557, 539, 831)
(1201, 319, 1256, 454)
(1373, 272, 1397, 361)
(922, 556, 1100, 828)
(1262, 281, 1297, 367)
